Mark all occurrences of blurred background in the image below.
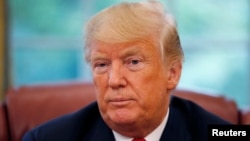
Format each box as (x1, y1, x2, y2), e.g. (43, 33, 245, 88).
(0, 0, 249, 109)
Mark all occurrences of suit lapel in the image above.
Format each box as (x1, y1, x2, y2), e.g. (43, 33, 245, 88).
(160, 99, 191, 141)
(89, 117, 115, 141)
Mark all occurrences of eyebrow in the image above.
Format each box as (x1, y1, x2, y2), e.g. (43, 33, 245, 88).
(90, 52, 108, 62)
(120, 47, 141, 59)
(89, 45, 143, 62)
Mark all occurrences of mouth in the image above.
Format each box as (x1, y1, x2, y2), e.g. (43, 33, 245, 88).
(108, 98, 134, 107)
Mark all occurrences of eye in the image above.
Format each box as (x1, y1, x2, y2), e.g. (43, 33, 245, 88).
(130, 59, 140, 65)
(96, 63, 108, 68)
(126, 58, 145, 71)
(92, 61, 110, 74)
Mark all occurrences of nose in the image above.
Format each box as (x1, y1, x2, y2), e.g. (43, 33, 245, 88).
(108, 63, 127, 89)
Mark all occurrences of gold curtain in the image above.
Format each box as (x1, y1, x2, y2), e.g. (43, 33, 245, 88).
(0, 0, 7, 100)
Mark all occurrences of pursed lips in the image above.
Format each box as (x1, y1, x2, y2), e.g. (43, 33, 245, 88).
(108, 98, 134, 107)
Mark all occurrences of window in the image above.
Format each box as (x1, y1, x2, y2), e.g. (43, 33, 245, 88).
(8, 0, 249, 108)
(173, 0, 250, 109)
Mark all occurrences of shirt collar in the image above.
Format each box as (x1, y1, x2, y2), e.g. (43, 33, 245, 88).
(113, 108, 170, 141)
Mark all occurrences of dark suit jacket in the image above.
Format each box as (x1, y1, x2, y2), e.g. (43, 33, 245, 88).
(22, 96, 231, 141)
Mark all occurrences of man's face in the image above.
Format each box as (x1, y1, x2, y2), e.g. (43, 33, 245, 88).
(89, 40, 171, 135)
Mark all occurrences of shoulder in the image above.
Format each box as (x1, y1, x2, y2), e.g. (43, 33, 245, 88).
(22, 102, 102, 141)
(167, 96, 232, 140)
(170, 95, 231, 124)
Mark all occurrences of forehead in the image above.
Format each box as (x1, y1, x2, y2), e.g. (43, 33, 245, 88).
(90, 40, 158, 57)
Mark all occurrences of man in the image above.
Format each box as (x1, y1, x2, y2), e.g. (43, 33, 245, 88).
(23, 0, 231, 141)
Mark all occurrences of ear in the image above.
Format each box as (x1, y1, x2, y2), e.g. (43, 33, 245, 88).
(166, 60, 182, 90)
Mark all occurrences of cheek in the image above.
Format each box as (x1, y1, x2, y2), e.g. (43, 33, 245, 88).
(93, 74, 109, 103)
(133, 68, 168, 106)
(134, 66, 167, 89)
(93, 73, 108, 88)
(94, 82, 108, 116)
(141, 83, 166, 102)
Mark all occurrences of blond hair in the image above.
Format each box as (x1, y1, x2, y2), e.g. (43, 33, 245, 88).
(84, 0, 184, 64)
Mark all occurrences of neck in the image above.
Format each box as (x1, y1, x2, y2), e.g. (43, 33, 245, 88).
(111, 108, 169, 138)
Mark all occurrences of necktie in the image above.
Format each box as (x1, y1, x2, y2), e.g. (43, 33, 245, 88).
(132, 138, 146, 141)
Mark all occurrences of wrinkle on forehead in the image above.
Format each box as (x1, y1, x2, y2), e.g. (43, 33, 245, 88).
(89, 39, 161, 61)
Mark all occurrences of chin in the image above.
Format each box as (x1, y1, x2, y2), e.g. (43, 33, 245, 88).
(107, 109, 138, 125)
